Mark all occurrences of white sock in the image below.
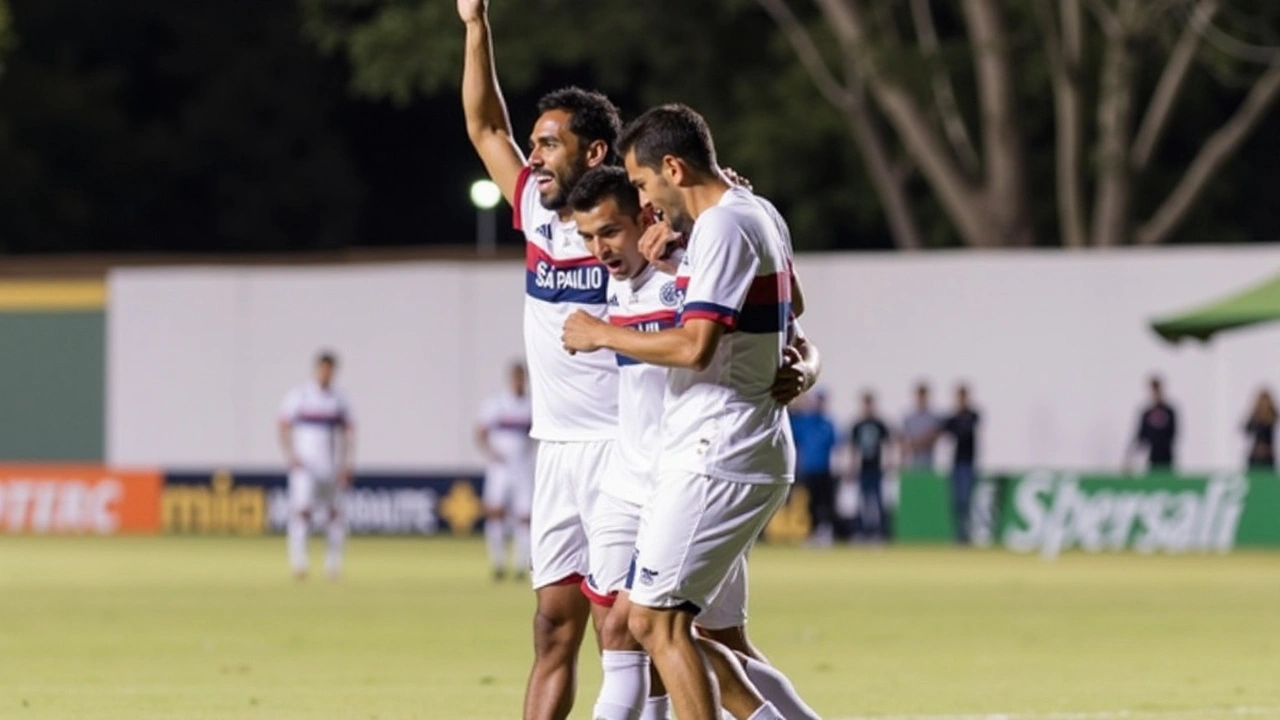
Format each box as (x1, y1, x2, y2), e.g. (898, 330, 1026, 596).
(741, 657, 821, 720)
(746, 701, 785, 720)
(513, 520, 531, 575)
(288, 513, 308, 573)
(592, 650, 650, 720)
(324, 513, 346, 577)
(640, 695, 669, 720)
(484, 516, 506, 571)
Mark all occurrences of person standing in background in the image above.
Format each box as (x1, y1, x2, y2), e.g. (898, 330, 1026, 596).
(1244, 388, 1276, 470)
(1126, 376, 1178, 473)
(850, 391, 894, 543)
(476, 362, 536, 581)
(789, 389, 838, 546)
(278, 351, 355, 581)
(901, 382, 940, 470)
(941, 384, 980, 546)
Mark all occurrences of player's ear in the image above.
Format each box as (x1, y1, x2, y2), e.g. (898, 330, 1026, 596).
(662, 155, 684, 185)
(584, 139, 609, 168)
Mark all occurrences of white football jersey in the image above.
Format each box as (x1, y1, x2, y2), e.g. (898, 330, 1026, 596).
(604, 264, 680, 504)
(278, 382, 353, 477)
(477, 391, 535, 470)
(663, 186, 796, 484)
(515, 167, 619, 442)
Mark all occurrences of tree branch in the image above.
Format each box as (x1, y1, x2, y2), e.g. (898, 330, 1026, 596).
(755, 0, 855, 111)
(757, 0, 924, 249)
(814, 0, 989, 245)
(960, 0, 1032, 245)
(1136, 59, 1280, 244)
(1036, 0, 1088, 248)
(1090, 0, 1140, 246)
(1083, 0, 1122, 37)
(1131, 0, 1220, 172)
(909, 0, 980, 174)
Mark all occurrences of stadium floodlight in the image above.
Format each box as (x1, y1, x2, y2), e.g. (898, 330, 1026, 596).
(469, 179, 502, 210)
(469, 179, 502, 256)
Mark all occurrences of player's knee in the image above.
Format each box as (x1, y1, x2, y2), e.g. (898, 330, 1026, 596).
(627, 606, 661, 648)
(531, 609, 579, 660)
(599, 605, 636, 650)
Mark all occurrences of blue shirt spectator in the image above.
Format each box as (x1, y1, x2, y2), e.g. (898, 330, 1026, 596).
(791, 393, 837, 475)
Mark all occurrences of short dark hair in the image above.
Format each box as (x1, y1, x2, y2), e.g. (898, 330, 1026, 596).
(537, 87, 622, 165)
(316, 350, 338, 367)
(617, 103, 717, 175)
(566, 166, 641, 217)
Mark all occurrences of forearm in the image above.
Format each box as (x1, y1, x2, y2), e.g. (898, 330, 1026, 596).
(793, 333, 820, 388)
(596, 324, 705, 370)
(462, 18, 513, 143)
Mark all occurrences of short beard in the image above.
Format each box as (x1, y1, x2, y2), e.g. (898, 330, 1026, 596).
(539, 156, 589, 211)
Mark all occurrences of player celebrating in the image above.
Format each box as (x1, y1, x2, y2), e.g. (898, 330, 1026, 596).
(562, 104, 800, 720)
(458, 2, 620, 717)
(569, 167, 822, 720)
(475, 361, 535, 581)
(277, 351, 354, 582)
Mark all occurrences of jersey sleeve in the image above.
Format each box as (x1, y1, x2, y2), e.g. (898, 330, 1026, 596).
(680, 210, 760, 329)
(513, 166, 534, 231)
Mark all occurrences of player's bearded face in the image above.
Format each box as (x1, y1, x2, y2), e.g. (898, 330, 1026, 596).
(538, 153, 589, 211)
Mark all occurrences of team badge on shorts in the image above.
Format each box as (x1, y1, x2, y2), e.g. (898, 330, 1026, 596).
(659, 281, 679, 308)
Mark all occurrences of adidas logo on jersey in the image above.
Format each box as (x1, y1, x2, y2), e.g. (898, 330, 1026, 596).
(608, 294, 620, 307)
(536, 223, 553, 240)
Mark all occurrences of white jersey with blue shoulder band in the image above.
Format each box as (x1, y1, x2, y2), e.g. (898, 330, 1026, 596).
(665, 185, 796, 484)
(514, 166, 619, 442)
(604, 263, 679, 505)
(278, 381, 353, 479)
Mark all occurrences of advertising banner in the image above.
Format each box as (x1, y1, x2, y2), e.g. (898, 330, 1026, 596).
(897, 469, 1280, 554)
(0, 465, 162, 534)
(162, 470, 486, 536)
(1001, 470, 1280, 556)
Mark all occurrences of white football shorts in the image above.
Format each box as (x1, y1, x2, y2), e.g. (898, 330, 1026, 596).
(628, 471, 785, 614)
(586, 488, 750, 629)
(530, 439, 611, 589)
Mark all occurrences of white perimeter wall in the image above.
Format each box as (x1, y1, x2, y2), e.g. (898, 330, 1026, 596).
(108, 246, 1280, 473)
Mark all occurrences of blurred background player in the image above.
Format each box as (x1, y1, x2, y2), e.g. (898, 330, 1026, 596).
(458, 1, 621, 717)
(277, 350, 355, 581)
(942, 384, 980, 545)
(788, 389, 837, 547)
(850, 390, 895, 543)
(476, 362, 535, 581)
(1126, 375, 1178, 474)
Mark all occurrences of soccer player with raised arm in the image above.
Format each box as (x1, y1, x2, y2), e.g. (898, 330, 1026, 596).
(561, 104, 803, 720)
(457, 2, 621, 718)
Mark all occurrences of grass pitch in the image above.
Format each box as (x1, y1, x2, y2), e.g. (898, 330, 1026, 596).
(1, 537, 1278, 720)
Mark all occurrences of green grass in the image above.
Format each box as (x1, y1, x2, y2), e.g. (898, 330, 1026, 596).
(1, 537, 1279, 719)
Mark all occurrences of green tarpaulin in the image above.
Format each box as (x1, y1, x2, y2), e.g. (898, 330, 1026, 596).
(1151, 272, 1280, 342)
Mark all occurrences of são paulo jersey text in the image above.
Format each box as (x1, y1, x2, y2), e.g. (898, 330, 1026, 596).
(514, 166, 619, 442)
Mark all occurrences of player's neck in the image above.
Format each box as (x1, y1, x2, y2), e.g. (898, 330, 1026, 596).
(685, 173, 733, 221)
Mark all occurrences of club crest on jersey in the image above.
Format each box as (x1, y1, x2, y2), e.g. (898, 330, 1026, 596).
(659, 281, 679, 308)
